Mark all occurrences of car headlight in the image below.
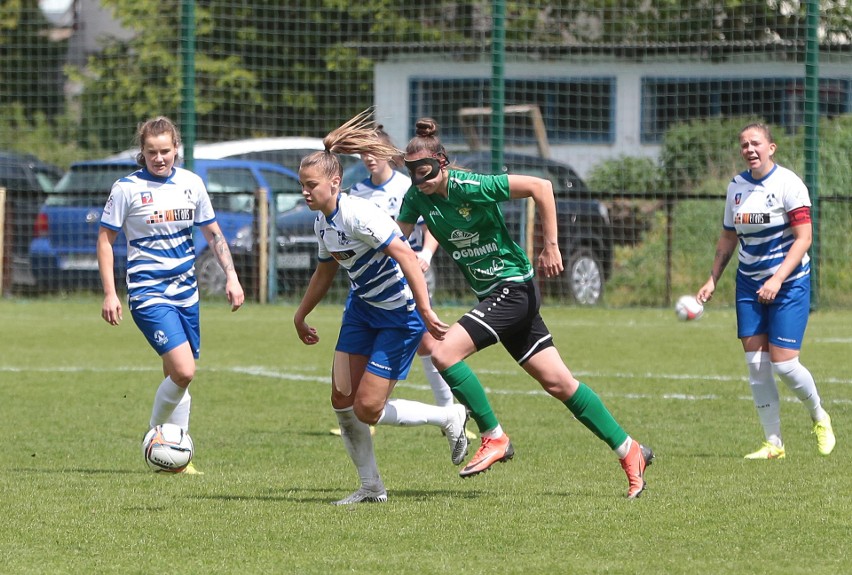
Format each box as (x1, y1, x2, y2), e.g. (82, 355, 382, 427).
(231, 225, 254, 251)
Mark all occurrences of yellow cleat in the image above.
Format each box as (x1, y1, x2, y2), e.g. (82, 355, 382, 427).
(813, 415, 836, 456)
(330, 426, 375, 437)
(179, 461, 204, 475)
(744, 442, 786, 460)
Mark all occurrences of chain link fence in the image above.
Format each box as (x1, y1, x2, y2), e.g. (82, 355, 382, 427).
(2, 1, 850, 307)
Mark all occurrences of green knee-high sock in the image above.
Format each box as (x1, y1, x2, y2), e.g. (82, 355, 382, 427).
(564, 382, 628, 450)
(440, 362, 499, 433)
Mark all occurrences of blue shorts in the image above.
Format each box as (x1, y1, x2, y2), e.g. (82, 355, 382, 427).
(736, 272, 810, 350)
(336, 294, 424, 381)
(131, 303, 200, 358)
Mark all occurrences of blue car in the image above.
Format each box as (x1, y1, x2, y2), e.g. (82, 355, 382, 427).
(29, 157, 302, 294)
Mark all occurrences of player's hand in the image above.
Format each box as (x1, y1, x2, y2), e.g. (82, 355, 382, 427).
(696, 278, 715, 304)
(416, 248, 433, 272)
(101, 294, 123, 326)
(295, 320, 319, 345)
(421, 308, 449, 341)
(756, 277, 782, 304)
(226, 277, 245, 312)
(537, 244, 563, 278)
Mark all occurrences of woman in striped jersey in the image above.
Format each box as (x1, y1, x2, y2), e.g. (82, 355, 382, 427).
(293, 111, 469, 505)
(98, 116, 245, 474)
(697, 122, 835, 460)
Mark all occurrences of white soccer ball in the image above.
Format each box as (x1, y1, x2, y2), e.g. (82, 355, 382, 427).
(675, 295, 704, 321)
(142, 423, 194, 473)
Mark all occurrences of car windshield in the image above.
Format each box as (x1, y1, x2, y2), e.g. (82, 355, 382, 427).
(46, 164, 134, 205)
(259, 168, 303, 213)
(34, 167, 63, 192)
(47, 163, 304, 215)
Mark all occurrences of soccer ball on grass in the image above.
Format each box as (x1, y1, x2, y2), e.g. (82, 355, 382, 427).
(142, 423, 194, 473)
(674, 295, 704, 321)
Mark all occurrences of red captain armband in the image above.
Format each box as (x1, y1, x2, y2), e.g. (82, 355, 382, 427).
(788, 206, 811, 226)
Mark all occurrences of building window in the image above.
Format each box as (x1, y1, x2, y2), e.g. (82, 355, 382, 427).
(641, 77, 851, 143)
(409, 77, 615, 145)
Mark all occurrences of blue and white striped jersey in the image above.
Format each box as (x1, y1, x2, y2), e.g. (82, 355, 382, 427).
(100, 166, 215, 310)
(315, 193, 414, 311)
(723, 164, 811, 283)
(349, 170, 427, 252)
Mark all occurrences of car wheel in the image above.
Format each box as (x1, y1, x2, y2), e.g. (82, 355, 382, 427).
(195, 250, 227, 296)
(565, 247, 604, 306)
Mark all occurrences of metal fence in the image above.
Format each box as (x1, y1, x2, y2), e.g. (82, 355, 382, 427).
(2, 1, 851, 307)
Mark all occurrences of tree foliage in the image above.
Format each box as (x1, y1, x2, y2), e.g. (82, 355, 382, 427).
(5, 1, 852, 153)
(0, 0, 66, 123)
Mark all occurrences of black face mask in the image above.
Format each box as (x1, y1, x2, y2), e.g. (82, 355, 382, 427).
(404, 156, 443, 185)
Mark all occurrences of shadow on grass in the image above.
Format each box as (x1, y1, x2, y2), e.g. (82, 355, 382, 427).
(191, 487, 481, 504)
(11, 467, 141, 475)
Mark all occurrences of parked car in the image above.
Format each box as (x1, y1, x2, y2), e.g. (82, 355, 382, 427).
(29, 157, 302, 294)
(242, 151, 613, 305)
(442, 151, 613, 305)
(0, 151, 64, 287)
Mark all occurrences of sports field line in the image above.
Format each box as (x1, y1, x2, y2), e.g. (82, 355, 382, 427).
(3, 364, 851, 405)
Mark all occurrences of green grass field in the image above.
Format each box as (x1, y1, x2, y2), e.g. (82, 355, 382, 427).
(1, 296, 849, 574)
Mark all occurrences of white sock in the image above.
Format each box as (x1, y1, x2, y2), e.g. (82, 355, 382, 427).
(377, 398, 451, 427)
(149, 376, 187, 429)
(772, 357, 827, 422)
(335, 408, 382, 489)
(420, 355, 454, 407)
(481, 424, 504, 440)
(166, 390, 192, 432)
(615, 437, 632, 459)
(746, 351, 782, 447)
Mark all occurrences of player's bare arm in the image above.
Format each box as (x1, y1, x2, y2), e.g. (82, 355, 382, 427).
(698, 229, 738, 302)
(294, 260, 339, 345)
(97, 226, 123, 325)
(508, 174, 563, 278)
(201, 224, 245, 311)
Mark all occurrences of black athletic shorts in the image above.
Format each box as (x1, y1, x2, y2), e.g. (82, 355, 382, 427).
(457, 280, 554, 364)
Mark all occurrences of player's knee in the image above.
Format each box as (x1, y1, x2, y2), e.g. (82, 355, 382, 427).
(170, 368, 194, 387)
(771, 357, 800, 378)
(429, 345, 459, 371)
(353, 402, 381, 425)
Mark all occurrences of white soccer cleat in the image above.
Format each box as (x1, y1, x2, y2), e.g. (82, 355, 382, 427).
(443, 404, 470, 465)
(332, 485, 388, 506)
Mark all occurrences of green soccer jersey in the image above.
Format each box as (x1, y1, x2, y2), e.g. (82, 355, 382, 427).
(398, 170, 533, 298)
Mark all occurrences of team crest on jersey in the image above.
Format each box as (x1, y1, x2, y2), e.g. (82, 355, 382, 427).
(734, 192, 742, 205)
(457, 204, 472, 221)
(449, 229, 479, 248)
(141, 191, 153, 205)
(184, 189, 193, 201)
(765, 193, 777, 208)
(336, 230, 351, 245)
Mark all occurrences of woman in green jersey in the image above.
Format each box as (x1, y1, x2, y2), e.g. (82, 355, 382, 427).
(396, 117, 654, 499)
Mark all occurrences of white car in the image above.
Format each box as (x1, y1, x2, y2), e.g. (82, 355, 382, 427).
(108, 136, 359, 177)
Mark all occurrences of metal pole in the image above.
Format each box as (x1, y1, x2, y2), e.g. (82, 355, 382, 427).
(804, 0, 820, 309)
(180, 0, 197, 171)
(490, 0, 505, 172)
